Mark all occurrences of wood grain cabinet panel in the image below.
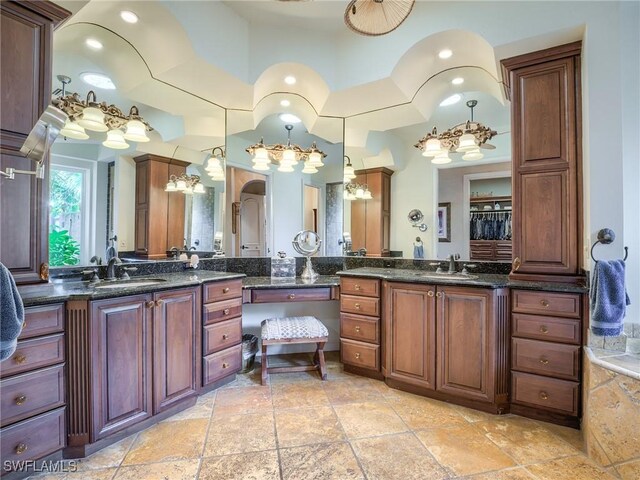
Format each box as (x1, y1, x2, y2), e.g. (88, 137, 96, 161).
(203, 344, 242, 386)
(340, 277, 380, 298)
(203, 279, 243, 303)
(340, 313, 379, 344)
(0, 334, 64, 378)
(340, 294, 379, 317)
(340, 339, 379, 371)
(511, 371, 579, 416)
(251, 288, 331, 304)
(203, 297, 243, 325)
(385, 282, 436, 389)
(512, 313, 581, 344)
(204, 317, 242, 355)
(512, 290, 581, 318)
(90, 296, 153, 441)
(153, 288, 200, 414)
(19, 304, 64, 339)
(512, 338, 580, 381)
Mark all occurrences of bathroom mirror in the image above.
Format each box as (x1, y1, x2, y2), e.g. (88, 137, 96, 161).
(292, 230, 322, 280)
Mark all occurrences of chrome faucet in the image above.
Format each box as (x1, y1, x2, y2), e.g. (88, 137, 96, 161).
(106, 257, 121, 280)
(447, 253, 460, 274)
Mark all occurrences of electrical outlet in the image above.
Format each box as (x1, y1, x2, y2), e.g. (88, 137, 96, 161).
(120, 240, 126, 248)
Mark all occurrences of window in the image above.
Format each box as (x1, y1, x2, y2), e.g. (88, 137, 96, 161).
(49, 166, 86, 266)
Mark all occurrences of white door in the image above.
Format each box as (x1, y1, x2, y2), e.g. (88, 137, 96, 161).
(240, 193, 264, 257)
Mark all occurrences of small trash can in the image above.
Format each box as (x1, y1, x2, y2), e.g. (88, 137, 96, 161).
(241, 334, 259, 373)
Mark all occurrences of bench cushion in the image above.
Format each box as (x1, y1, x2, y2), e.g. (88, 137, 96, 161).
(261, 316, 329, 341)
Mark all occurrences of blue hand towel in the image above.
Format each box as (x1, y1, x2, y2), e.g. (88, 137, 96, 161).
(413, 244, 424, 259)
(0, 262, 24, 361)
(590, 260, 631, 336)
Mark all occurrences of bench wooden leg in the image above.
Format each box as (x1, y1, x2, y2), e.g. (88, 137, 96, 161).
(316, 341, 327, 380)
(261, 344, 268, 386)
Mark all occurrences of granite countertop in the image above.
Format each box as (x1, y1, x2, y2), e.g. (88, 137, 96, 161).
(242, 276, 340, 289)
(18, 271, 246, 307)
(337, 268, 589, 293)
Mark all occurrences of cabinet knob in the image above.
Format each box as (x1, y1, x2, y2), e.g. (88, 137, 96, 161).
(222, 334, 228, 340)
(146, 301, 155, 309)
(222, 287, 230, 293)
(223, 308, 230, 315)
(539, 325, 549, 334)
(222, 362, 229, 369)
(355, 326, 361, 333)
(354, 303, 361, 309)
(15, 395, 27, 406)
(354, 353, 361, 359)
(155, 299, 164, 307)
(427, 291, 434, 297)
(435, 292, 444, 298)
(288, 294, 296, 300)
(15, 443, 27, 455)
(21, 321, 27, 331)
(354, 284, 361, 290)
(13, 353, 26, 364)
(539, 391, 549, 400)
(540, 299, 549, 307)
(512, 257, 521, 272)
(539, 357, 549, 365)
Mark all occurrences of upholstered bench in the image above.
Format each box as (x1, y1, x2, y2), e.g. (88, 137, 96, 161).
(260, 316, 329, 385)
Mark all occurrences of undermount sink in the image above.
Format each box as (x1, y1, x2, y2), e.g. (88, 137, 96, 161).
(94, 279, 167, 289)
(413, 273, 478, 281)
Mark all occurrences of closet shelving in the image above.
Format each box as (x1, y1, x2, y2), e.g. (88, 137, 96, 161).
(469, 195, 512, 261)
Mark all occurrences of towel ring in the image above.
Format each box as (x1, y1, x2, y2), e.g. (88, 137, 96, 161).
(590, 228, 629, 262)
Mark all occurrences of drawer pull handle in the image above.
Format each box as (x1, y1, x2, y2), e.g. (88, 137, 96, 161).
(223, 287, 230, 293)
(540, 325, 549, 333)
(155, 299, 164, 307)
(21, 321, 27, 331)
(15, 395, 27, 406)
(355, 284, 361, 290)
(15, 443, 27, 455)
(146, 301, 155, 309)
(539, 391, 549, 400)
(14, 354, 26, 364)
(222, 362, 229, 369)
(222, 334, 229, 340)
(539, 357, 549, 365)
(223, 308, 230, 315)
(427, 291, 434, 297)
(355, 353, 361, 359)
(354, 303, 361, 309)
(288, 294, 296, 300)
(355, 326, 361, 333)
(436, 292, 444, 298)
(540, 300, 549, 307)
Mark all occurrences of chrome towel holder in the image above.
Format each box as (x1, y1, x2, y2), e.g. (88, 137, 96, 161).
(590, 228, 629, 262)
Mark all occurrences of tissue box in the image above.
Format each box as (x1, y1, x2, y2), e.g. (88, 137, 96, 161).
(271, 256, 296, 278)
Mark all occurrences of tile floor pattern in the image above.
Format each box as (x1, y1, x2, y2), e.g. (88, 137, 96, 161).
(30, 353, 620, 480)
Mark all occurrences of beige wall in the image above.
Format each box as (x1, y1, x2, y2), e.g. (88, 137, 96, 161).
(304, 185, 320, 232)
(114, 155, 136, 252)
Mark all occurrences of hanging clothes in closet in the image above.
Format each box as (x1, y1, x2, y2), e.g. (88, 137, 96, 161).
(470, 211, 512, 240)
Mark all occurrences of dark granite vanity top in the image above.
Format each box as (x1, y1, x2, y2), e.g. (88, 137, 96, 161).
(337, 268, 588, 293)
(242, 276, 340, 289)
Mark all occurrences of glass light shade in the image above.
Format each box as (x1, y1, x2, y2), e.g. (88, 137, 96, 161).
(347, 192, 357, 200)
(175, 179, 187, 191)
(308, 151, 324, 167)
(183, 185, 194, 195)
(123, 119, 149, 142)
(206, 157, 222, 172)
(102, 129, 129, 150)
(362, 189, 373, 200)
(456, 133, 478, 152)
(60, 119, 89, 140)
(254, 146, 268, 161)
(355, 187, 365, 198)
(282, 148, 296, 165)
(343, 164, 355, 177)
(301, 163, 318, 174)
(423, 138, 442, 157)
(252, 162, 270, 171)
(78, 106, 108, 132)
(193, 183, 205, 194)
(431, 151, 452, 164)
(165, 181, 177, 192)
(462, 148, 484, 161)
(343, 190, 353, 201)
(278, 163, 294, 173)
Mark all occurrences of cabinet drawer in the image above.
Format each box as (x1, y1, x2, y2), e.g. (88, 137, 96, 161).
(203, 344, 242, 386)
(203, 279, 243, 303)
(251, 288, 331, 304)
(203, 297, 243, 325)
(204, 317, 242, 355)
(340, 339, 379, 371)
(340, 295, 379, 317)
(512, 313, 581, 344)
(0, 407, 66, 469)
(495, 242, 512, 260)
(340, 277, 380, 298)
(20, 304, 64, 340)
(512, 290, 581, 318)
(0, 365, 65, 427)
(512, 338, 580, 381)
(511, 372, 579, 416)
(0, 334, 65, 378)
(340, 313, 379, 344)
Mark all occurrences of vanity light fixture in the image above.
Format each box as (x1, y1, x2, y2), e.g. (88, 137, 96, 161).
(120, 10, 138, 23)
(53, 76, 152, 149)
(246, 124, 326, 174)
(343, 155, 356, 182)
(344, 182, 373, 201)
(85, 38, 103, 50)
(414, 100, 497, 162)
(165, 173, 205, 195)
(205, 146, 226, 181)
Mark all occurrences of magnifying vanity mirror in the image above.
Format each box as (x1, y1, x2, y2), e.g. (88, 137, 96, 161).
(408, 209, 428, 232)
(292, 230, 322, 280)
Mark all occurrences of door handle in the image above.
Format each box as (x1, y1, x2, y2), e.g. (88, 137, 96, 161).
(512, 257, 521, 271)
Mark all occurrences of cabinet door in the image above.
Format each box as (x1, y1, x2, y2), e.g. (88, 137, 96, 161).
(91, 296, 153, 441)
(385, 282, 436, 389)
(436, 287, 494, 402)
(153, 287, 201, 413)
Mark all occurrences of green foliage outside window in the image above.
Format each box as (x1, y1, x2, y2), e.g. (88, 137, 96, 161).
(49, 168, 83, 266)
(49, 228, 80, 266)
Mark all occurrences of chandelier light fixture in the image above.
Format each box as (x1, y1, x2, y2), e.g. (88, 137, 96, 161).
(344, 0, 415, 36)
(414, 100, 497, 164)
(205, 146, 225, 182)
(343, 155, 356, 183)
(246, 124, 326, 174)
(343, 156, 373, 201)
(52, 75, 152, 150)
(165, 173, 205, 195)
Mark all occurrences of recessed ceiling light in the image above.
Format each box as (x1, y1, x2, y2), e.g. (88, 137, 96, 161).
(120, 10, 138, 24)
(85, 38, 103, 50)
(438, 49, 453, 59)
(284, 76, 297, 85)
(451, 77, 464, 85)
(439, 94, 462, 107)
(279, 113, 301, 123)
(280, 99, 291, 107)
(81, 72, 116, 90)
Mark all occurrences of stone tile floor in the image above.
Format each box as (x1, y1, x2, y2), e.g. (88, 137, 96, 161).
(31, 352, 618, 480)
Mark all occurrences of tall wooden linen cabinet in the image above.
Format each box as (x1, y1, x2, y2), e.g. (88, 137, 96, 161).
(0, 1, 70, 284)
